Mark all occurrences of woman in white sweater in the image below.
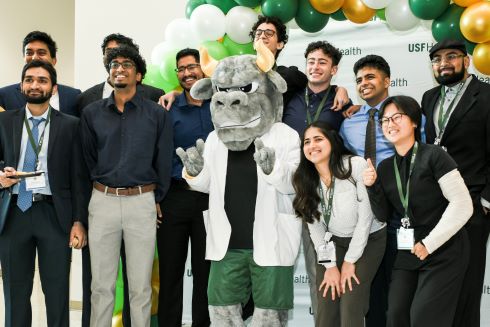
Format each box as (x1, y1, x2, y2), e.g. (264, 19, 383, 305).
(293, 121, 386, 327)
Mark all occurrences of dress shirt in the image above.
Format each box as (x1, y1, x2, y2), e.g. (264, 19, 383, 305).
(50, 91, 59, 111)
(102, 80, 113, 99)
(283, 86, 349, 135)
(170, 93, 213, 179)
(14, 106, 52, 195)
(80, 92, 173, 202)
(340, 101, 394, 168)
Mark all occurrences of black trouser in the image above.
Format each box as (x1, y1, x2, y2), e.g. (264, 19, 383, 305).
(366, 227, 398, 327)
(0, 201, 71, 327)
(453, 202, 490, 327)
(82, 239, 131, 326)
(387, 230, 469, 327)
(157, 181, 210, 327)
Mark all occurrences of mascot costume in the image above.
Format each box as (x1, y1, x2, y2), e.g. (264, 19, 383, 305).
(177, 41, 302, 326)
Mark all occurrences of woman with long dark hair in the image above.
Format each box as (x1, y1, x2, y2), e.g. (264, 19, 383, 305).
(293, 120, 386, 327)
(363, 95, 472, 327)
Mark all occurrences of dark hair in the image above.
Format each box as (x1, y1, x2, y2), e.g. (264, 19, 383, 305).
(105, 45, 147, 79)
(304, 41, 342, 66)
(249, 15, 288, 58)
(293, 121, 354, 224)
(176, 48, 200, 65)
(23, 31, 57, 58)
(379, 95, 422, 142)
(21, 60, 57, 86)
(101, 33, 139, 54)
(353, 54, 390, 78)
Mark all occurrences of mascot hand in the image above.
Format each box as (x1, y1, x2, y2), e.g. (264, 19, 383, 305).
(176, 139, 205, 177)
(253, 138, 275, 175)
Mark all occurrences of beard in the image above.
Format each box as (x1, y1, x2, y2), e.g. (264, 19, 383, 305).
(23, 91, 52, 104)
(114, 83, 128, 89)
(435, 68, 465, 86)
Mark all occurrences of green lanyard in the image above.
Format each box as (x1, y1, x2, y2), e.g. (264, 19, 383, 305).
(393, 142, 418, 228)
(319, 177, 335, 229)
(305, 86, 332, 125)
(437, 82, 464, 135)
(24, 107, 51, 166)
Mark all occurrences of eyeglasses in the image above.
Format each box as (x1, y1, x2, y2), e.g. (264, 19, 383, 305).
(379, 112, 407, 126)
(254, 29, 276, 39)
(431, 54, 465, 65)
(175, 63, 201, 73)
(109, 61, 135, 70)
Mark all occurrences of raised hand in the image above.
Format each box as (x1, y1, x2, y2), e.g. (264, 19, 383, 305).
(362, 158, 377, 187)
(176, 139, 205, 177)
(253, 138, 275, 175)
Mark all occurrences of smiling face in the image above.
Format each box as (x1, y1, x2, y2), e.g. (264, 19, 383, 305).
(24, 40, 57, 65)
(177, 55, 204, 92)
(356, 67, 390, 107)
(306, 49, 337, 90)
(21, 67, 57, 105)
(303, 127, 331, 167)
(432, 48, 469, 86)
(381, 103, 416, 146)
(109, 56, 141, 90)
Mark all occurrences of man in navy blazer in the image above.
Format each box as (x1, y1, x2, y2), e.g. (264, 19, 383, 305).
(0, 31, 80, 117)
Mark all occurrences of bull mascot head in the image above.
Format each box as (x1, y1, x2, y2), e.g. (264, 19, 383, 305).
(190, 40, 287, 151)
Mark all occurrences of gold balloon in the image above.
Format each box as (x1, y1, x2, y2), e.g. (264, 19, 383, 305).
(473, 41, 490, 75)
(453, 0, 482, 8)
(342, 0, 376, 23)
(460, 2, 490, 43)
(112, 313, 123, 327)
(310, 0, 345, 14)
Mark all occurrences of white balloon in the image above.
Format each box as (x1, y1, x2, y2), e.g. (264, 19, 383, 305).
(385, 0, 420, 31)
(225, 6, 258, 44)
(150, 41, 177, 66)
(190, 4, 226, 42)
(362, 0, 393, 9)
(165, 18, 200, 49)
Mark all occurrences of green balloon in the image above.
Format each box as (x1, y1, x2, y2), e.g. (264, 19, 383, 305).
(206, 0, 238, 14)
(201, 40, 230, 60)
(376, 8, 386, 21)
(431, 4, 465, 42)
(331, 9, 347, 21)
(261, 0, 299, 23)
(186, 0, 206, 18)
(159, 50, 180, 90)
(295, 0, 329, 33)
(143, 64, 167, 90)
(151, 315, 159, 327)
(235, 0, 262, 7)
(409, 0, 450, 20)
(223, 35, 256, 55)
(113, 260, 124, 315)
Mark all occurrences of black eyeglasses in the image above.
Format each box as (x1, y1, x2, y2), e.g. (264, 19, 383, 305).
(175, 63, 201, 73)
(379, 112, 407, 126)
(109, 61, 135, 70)
(254, 29, 276, 39)
(431, 54, 465, 65)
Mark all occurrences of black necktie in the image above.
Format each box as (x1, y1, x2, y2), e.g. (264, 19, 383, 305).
(364, 108, 377, 165)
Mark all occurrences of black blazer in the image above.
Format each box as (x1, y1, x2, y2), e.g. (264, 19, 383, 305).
(0, 108, 91, 233)
(0, 83, 81, 117)
(76, 82, 164, 114)
(421, 76, 490, 201)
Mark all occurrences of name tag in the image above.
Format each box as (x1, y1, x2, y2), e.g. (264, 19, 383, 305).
(317, 241, 336, 264)
(25, 173, 46, 190)
(397, 227, 414, 250)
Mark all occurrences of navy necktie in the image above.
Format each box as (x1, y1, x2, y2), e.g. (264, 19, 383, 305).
(364, 108, 377, 166)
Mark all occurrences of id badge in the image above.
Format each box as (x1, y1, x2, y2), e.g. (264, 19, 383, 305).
(317, 241, 336, 264)
(25, 173, 46, 190)
(397, 227, 414, 250)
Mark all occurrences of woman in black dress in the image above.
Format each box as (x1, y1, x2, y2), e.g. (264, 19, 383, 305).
(363, 95, 472, 327)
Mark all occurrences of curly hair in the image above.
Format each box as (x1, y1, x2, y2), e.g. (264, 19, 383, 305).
(249, 15, 288, 58)
(106, 45, 147, 80)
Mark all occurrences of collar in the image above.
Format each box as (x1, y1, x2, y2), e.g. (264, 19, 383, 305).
(306, 85, 331, 97)
(176, 91, 208, 108)
(106, 92, 139, 111)
(444, 75, 472, 94)
(359, 97, 388, 114)
(24, 105, 51, 120)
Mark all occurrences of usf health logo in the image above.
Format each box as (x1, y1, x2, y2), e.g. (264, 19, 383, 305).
(408, 42, 436, 53)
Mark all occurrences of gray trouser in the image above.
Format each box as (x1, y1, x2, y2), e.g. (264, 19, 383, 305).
(88, 189, 156, 327)
(302, 222, 318, 320)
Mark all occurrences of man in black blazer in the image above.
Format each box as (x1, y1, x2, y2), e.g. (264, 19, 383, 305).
(0, 60, 90, 326)
(0, 31, 80, 117)
(421, 39, 490, 327)
(76, 33, 163, 114)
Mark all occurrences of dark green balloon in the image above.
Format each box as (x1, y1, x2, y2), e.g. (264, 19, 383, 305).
(331, 9, 347, 21)
(206, 0, 238, 14)
(431, 4, 465, 42)
(376, 8, 386, 21)
(409, 0, 450, 20)
(186, 0, 206, 18)
(261, 0, 299, 23)
(235, 0, 262, 7)
(295, 0, 329, 33)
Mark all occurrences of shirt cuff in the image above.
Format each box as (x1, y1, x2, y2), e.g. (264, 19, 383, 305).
(481, 197, 490, 209)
